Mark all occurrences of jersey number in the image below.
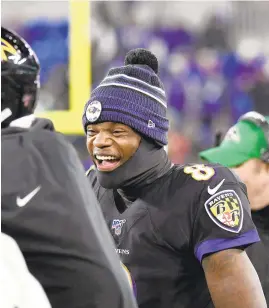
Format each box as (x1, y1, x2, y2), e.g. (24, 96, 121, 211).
(184, 164, 215, 181)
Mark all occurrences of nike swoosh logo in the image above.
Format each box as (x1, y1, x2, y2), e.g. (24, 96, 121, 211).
(16, 186, 41, 207)
(207, 179, 225, 195)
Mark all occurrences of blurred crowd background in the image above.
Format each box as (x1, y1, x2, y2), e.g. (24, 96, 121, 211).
(2, 1, 269, 169)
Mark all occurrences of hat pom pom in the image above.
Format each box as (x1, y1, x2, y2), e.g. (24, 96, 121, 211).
(124, 48, 159, 74)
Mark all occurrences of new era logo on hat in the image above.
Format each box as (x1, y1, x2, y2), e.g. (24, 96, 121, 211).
(148, 120, 155, 128)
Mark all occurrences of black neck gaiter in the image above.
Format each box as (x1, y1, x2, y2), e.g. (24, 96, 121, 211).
(96, 138, 172, 197)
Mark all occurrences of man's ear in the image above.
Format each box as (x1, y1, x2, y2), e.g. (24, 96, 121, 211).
(264, 161, 269, 173)
(248, 158, 262, 174)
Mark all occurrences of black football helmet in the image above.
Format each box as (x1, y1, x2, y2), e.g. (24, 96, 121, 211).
(1, 27, 40, 127)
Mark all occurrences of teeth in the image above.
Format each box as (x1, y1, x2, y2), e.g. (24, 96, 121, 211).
(96, 155, 117, 161)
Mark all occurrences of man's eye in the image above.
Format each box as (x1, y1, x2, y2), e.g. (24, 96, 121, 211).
(87, 130, 96, 136)
(113, 130, 124, 135)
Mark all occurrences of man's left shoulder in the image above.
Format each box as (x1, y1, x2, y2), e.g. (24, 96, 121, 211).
(180, 163, 252, 232)
(181, 162, 243, 187)
(172, 163, 247, 209)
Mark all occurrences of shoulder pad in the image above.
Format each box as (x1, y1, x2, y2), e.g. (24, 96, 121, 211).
(183, 163, 216, 182)
(182, 163, 240, 184)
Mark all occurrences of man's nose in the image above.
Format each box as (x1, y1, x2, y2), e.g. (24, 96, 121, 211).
(93, 131, 113, 148)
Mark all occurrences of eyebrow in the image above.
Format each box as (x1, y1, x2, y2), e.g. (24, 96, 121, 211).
(114, 125, 127, 130)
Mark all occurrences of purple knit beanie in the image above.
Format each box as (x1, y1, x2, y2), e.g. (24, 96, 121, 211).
(82, 48, 169, 146)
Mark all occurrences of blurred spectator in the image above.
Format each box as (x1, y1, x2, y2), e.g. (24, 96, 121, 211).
(198, 14, 230, 52)
(249, 63, 269, 116)
(167, 107, 191, 164)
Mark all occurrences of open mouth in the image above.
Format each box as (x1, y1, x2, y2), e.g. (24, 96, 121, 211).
(94, 154, 121, 172)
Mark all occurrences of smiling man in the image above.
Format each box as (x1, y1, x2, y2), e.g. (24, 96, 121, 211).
(83, 49, 267, 308)
(87, 121, 140, 173)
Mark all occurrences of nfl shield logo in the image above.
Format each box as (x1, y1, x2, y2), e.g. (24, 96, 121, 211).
(111, 219, 126, 236)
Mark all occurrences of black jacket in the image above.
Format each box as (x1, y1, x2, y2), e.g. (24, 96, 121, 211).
(1, 116, 137, 308)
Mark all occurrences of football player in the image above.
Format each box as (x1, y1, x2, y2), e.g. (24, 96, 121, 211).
(1, 27, 137, 308)
(83, 48, 267, 308)
(200, 111, 269, 303)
